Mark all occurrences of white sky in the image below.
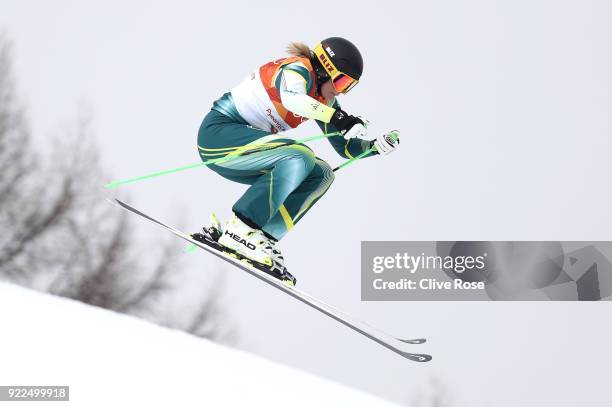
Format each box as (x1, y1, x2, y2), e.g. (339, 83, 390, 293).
(2, 1, 611, 406)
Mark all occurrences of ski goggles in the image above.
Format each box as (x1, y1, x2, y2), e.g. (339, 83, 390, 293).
(313, 43, 359, 94)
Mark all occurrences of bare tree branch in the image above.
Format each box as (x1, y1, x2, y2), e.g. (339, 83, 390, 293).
(185, 273, 236, 344)
(0, 33, 235, 346)
(116, 237, 178, 313)
(0, 178, 74, 269)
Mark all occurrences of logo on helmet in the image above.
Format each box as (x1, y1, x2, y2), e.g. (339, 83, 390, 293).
(318, 53, 337, 76)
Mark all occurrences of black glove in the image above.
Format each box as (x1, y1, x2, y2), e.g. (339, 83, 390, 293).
(329, 108, 364, 133)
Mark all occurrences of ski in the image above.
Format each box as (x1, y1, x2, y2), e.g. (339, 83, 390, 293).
(112, 199, 432, 362)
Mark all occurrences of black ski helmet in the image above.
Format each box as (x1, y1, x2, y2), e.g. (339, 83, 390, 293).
(311, 37, 363, 93)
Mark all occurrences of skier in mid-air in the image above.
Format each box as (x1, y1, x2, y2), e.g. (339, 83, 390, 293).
(193, 37, 399, 285)
(113, 37, 429, 359)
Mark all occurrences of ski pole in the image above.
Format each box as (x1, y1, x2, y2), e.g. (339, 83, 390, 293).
(332, 130, 399, 172)
(104, 131, 341, 189)
(332, 148, 376, 172)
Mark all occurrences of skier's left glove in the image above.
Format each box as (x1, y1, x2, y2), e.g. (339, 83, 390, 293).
(372, 130, 400, 156)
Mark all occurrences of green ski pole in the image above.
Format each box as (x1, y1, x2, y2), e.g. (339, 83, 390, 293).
(105, 131, 341, 189)
(332, 130, 399, 172)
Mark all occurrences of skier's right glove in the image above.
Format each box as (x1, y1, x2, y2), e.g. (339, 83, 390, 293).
(330, 108, 369, 140)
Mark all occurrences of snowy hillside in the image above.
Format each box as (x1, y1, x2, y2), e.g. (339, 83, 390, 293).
(0, 282, 400, 407)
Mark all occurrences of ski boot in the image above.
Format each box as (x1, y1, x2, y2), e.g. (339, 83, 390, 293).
(192, 213, 224, 243)
(192, 214, 297, 287)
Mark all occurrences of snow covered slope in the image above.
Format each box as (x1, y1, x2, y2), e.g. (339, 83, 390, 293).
(0, 282, 400, 407)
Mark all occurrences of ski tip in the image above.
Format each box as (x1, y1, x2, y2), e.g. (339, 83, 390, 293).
(113, 198, 127, 208)
(405, 353, 432, 363)
(105, 197, 121, 207)
(397, 338, 426, 345)
(104, 181, 119, 189)
(109, 199, 133, 212)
